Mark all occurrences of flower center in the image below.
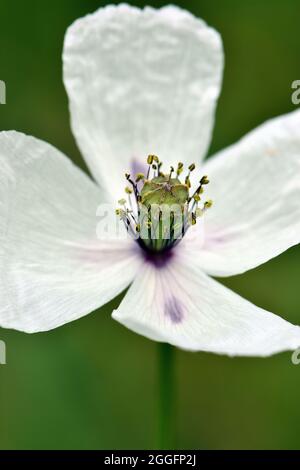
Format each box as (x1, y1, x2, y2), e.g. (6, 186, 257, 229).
(116, 155, 212, 254)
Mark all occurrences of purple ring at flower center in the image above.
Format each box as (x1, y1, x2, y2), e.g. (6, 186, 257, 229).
(140, 246, 174, 268)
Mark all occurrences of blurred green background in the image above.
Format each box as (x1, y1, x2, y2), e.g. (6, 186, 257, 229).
(0, 0, 300, 450)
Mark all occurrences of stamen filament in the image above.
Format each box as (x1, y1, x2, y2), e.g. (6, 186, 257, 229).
(116, 157, 213, 253)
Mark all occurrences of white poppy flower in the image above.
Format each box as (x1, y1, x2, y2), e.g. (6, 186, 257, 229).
(1, 4, 300, 356)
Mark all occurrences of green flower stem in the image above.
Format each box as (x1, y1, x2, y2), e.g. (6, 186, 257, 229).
(157, 342, 176, 449)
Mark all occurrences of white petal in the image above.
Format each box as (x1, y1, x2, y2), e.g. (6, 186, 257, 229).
(112, 257, 300, 356)
(63, 4, 223, 198)
(197, 110, 300, 276)
(0, 131, 139, 333)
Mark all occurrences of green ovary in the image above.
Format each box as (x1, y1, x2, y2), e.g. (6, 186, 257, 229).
(116, 156, 212, 253)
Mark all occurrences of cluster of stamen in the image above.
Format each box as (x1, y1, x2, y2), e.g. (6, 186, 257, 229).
(116, 155, 213, 253)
